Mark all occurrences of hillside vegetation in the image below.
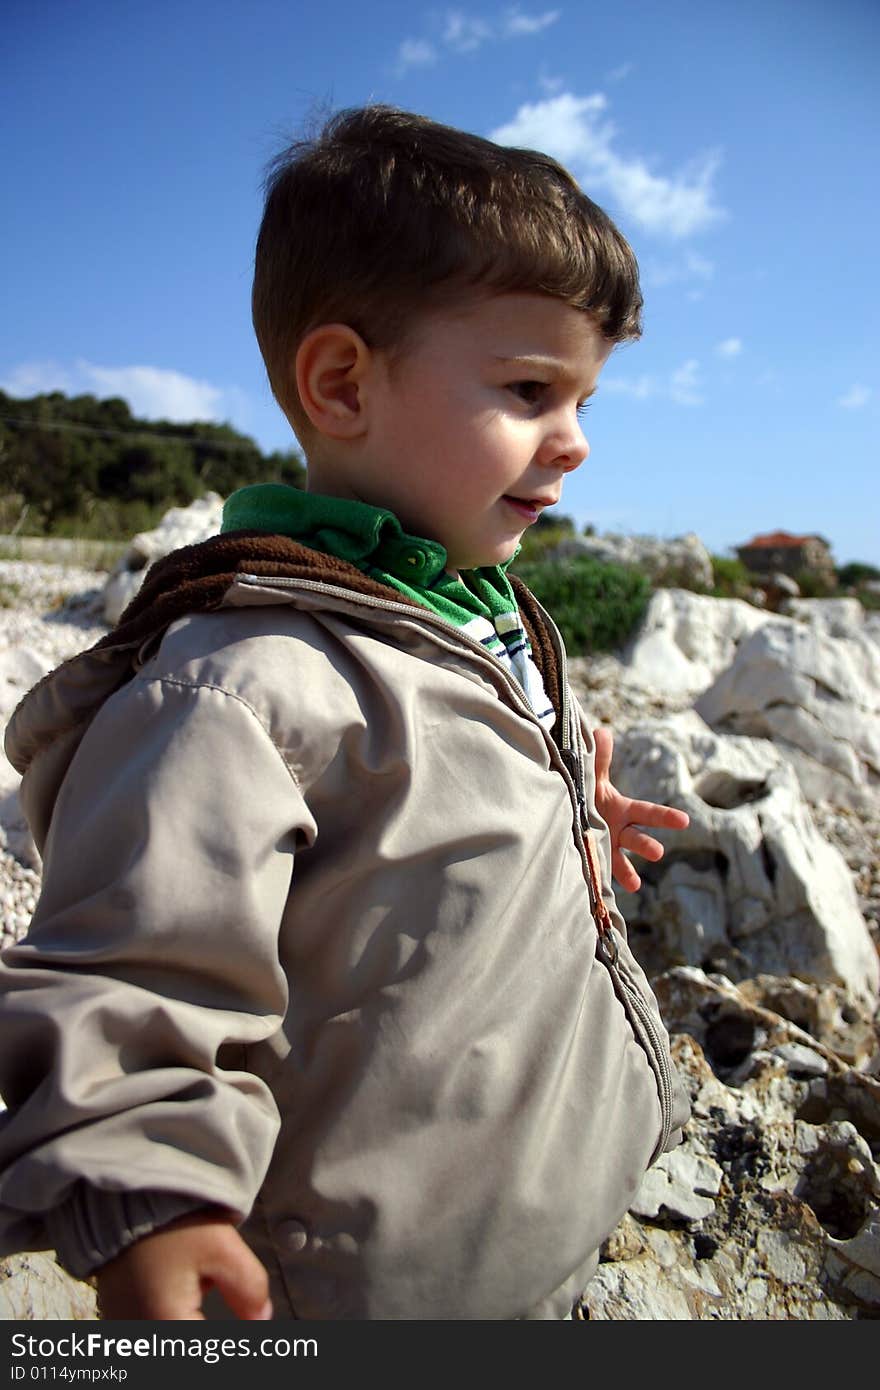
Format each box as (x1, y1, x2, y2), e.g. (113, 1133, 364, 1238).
(0, 389, 305, 539)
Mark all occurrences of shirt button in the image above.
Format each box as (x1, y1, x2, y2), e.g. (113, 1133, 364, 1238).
(276, 1219, 308, 1252)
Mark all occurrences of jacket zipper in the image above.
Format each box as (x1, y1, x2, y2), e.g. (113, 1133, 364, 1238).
(236, 573, 675, 1155)
(520, 592, 676, 1161)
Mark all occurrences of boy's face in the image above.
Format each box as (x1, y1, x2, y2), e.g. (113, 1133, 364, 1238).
(339, 292, 613, 575)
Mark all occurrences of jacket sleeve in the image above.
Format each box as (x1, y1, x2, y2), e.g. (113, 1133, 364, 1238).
(0, 670, 311, 1278)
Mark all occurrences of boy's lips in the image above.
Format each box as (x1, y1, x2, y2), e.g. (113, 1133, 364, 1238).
(502, 495, 556, 523)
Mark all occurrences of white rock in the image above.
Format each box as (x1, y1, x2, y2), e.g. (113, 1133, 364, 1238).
(781, 596, 874, 639)
(630, 1147, 723, 1222)
(102, 493, 224, 623)
(619, 589, 770, 695)
(0, 1253, 97, 1319)
(614, 713, 880, 1008)
(771, 1042, 829, 1076)
(0, 649, 51, 721)
(695, 618, 880, 812)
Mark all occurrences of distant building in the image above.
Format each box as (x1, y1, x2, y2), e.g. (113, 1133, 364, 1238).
(736, 530, 836, 582)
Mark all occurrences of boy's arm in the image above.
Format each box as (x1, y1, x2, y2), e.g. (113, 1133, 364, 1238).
(0, 671, 310, 1298)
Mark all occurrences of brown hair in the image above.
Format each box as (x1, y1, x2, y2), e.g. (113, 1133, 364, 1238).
(253, 104, 642, 427)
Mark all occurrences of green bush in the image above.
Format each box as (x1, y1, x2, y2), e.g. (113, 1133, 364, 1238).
(795, 567, 836, 598)
(511, 554, 651, 655)
(515, 513, 577, 562)
(837, 561, 880, 588)
(710, 555, 753, 597)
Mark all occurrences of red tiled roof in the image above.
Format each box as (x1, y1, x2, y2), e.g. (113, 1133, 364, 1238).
(739, 531, 818, 549)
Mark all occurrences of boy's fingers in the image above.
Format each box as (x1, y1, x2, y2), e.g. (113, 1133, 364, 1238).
(628, 800, 690, 831)
(619, 827, 665, 862)
(592, 726, 613, 779)
(612, 851, 641, 892)
(200, 1238, 272, 1321)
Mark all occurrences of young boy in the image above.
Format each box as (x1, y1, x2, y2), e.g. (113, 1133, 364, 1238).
(0, 105, 690, 1321)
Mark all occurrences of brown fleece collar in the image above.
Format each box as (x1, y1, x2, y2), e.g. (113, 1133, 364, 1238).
(95, 530, 418, 650)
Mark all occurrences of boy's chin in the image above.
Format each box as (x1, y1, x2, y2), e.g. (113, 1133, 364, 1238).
(454, 551, 519, 574)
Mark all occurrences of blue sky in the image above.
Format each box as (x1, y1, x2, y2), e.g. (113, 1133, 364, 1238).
(4, 0, 878, 564)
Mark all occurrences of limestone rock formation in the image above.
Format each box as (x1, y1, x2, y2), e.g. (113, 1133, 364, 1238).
(696, 612, 880, 813)
(612, 712, 879, 1008)
(619, 589, 768, 695)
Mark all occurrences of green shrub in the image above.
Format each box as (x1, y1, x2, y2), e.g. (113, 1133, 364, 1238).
(650, 561, 711, 594)
(837, 561, 880, 588)
(710, 555, 753, 597)
(795, 567, 836, 598)
(515, 513, 576, 562)
(511, 554, 651, 655)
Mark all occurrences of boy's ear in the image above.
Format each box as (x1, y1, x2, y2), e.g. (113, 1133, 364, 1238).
(294, 324, 372, 440)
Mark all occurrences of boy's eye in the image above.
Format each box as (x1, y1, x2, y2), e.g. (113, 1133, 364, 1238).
(508, 381, 546, 404)
(576, 400, 592, 418)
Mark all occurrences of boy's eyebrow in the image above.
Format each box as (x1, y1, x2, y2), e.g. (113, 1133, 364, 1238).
(492, 354, 599, 394)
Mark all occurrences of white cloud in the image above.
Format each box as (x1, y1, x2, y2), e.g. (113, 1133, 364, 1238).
(394, 38, 437, 73)
(85, 364, 224, 422)
(837, 383, 872, 409)
(503, 9, 560, 37)
(643, 250, 715, 288)
(602, 358, 704, 406)
(670, 358, 703, 406)
(606, 61, 634, 83)
(537, 67, 565, 94)
(1, 360, 76, 396)
(442, 10, 492, 51)
(715, 337, 742, 358)
(396, 8, 561, 69)
(490, 93, 724, 239)
(601, 374, 657, 400)
(1, 359, 234, 424)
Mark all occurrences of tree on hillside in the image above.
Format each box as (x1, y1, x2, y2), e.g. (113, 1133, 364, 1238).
(0, 389, 306, 536)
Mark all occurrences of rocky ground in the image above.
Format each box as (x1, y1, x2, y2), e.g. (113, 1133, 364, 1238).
(1, 555, 879, 1320)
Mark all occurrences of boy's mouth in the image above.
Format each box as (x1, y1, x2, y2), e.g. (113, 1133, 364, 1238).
(503, 496, 553, 524)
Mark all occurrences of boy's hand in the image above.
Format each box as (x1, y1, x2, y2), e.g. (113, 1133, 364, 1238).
(592, 726, 689, 893)
(95, 1210, 273, 1321)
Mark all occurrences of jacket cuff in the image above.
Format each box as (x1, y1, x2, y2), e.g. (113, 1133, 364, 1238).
(46, 1182, 217, 1279)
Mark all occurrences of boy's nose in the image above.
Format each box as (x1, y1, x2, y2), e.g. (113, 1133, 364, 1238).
(537, 417, 590, 472)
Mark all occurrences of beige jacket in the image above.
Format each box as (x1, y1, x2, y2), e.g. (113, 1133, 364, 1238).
(0, 535, 689, 1320)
